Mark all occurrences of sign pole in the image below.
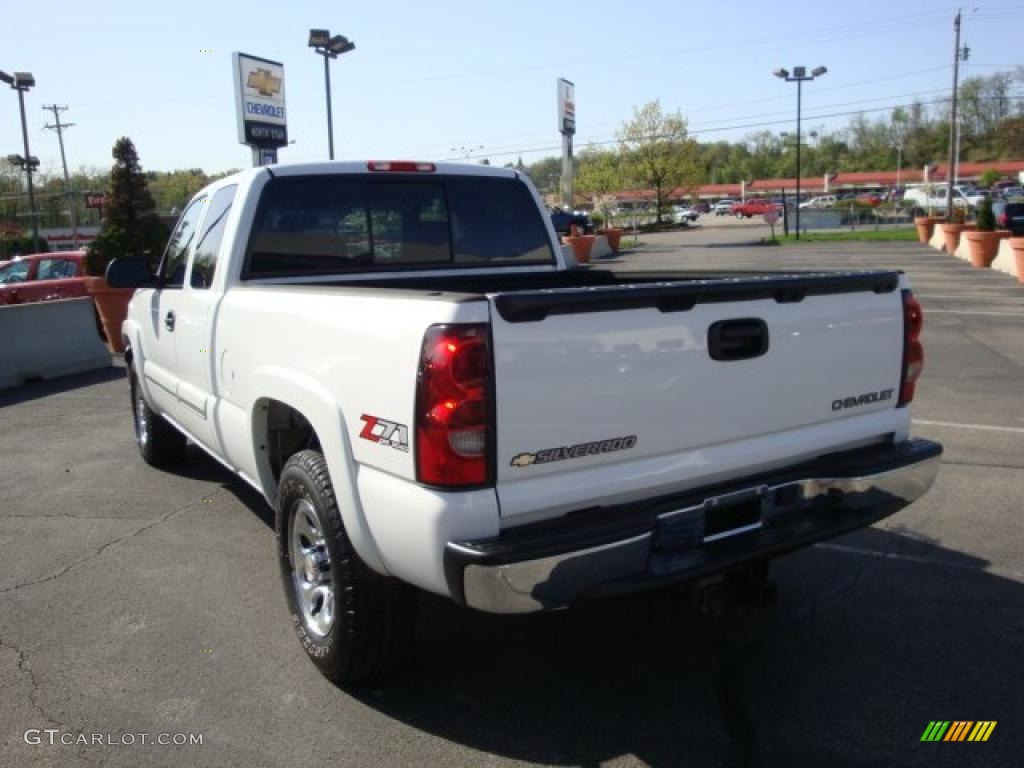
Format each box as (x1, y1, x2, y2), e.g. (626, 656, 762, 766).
(557, 78, 576, 211)
(562, 134, 573, 210)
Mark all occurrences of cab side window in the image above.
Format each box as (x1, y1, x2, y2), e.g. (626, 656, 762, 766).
(190, 185, 236, 289)
(160, 199, 205, 288)
(36, 258, 76, 280)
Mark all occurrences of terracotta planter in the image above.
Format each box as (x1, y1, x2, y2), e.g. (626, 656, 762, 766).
(914, 216, 938, 244)
(598, 227, 622, 253)
(85, 276, 133, 353)
(1010, 237, 1024, 284)
(964, 230, 1003, 268)
(562, 235, 596, 264)
(600, 228, 623, 252)
(940, 223, 966, 254)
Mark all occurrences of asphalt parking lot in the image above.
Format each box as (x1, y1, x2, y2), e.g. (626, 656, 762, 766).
(2, 225, 1022, 768)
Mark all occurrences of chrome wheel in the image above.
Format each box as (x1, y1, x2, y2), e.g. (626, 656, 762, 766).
(290, 499, 335, 637)
(134, 385, 149, 448)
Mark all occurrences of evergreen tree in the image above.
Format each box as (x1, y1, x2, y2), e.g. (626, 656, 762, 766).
(85, 137, 169, 276)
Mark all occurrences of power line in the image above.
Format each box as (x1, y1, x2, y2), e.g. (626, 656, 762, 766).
(440, 95, 1024, 163)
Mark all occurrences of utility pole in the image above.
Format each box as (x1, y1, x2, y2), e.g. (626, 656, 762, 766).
(43, 104, 79, 249)
(945, 9, 962, 222)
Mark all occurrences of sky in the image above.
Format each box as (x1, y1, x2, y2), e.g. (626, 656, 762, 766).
(1, 0, 1021, 177)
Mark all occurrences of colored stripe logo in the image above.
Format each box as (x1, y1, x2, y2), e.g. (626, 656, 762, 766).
(921, 721, 996, 742)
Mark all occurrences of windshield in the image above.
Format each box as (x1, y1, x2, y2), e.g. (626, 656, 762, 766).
(245, 174, 555, 278)
(0, 260, 30, 284)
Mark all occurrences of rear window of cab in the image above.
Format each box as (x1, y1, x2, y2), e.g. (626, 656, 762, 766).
(244, 174, 555, 278)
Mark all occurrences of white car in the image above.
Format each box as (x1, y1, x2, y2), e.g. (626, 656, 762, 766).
(673, 205, 700, 224)
(108, 160, 942, 682)
(713, 199, 735, 215)
(799, 195, 838, 209)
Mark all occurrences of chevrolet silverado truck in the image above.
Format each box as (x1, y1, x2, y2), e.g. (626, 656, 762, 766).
(107, 161, 941, 682)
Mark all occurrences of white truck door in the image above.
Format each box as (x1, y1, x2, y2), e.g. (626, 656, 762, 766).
(140, 198, 206, 418)
(172, 185, 237, 453)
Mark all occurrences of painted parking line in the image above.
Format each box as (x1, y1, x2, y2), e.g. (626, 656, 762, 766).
(923, 309, 1024, 317)
(913, 419, 1024, 434)
(814, 542, 1024, 580)
(917, 294, 1024, 300)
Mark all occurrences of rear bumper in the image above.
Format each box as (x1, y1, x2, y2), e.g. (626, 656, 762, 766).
(444, 439, 942, 614)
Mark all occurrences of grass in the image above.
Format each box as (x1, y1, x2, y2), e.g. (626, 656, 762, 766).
(762, 228, 919, 244)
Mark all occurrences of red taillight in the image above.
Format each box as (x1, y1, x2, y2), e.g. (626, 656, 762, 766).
(367, 160, 436, 173)
(416, 324, 493, 487)
(997, 212, 1007, 228)
(899, 290, 924, 406)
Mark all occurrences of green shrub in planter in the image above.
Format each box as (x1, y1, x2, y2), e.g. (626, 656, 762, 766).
(975, 197, 995, 232)
(86, 137, 169, 277)
(590, 212, 604, 230)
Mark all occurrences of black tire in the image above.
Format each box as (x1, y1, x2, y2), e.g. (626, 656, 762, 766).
(277, 450, 416, 683)
(130, 372, 186, 467)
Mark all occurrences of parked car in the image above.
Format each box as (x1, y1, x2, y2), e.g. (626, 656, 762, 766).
(730, 199, 780, 219)
(993, 201, 1024, 235)
(902, 184, 983, 214)
(692, 201, 711, 214)
(672, 204, 699, 224)
(799, 195, 838, 209)
(549, 207, 591, 235)
(998, 186, 1023, 200)
(107, 160, 941, 683)
(713, 199, 736, 216)
(855, 192, 883, 207)
(0, 251, 88, 305)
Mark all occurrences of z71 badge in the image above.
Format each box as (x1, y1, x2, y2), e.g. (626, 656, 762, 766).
(359, 414, 409, 452)
(511, 435, 637, 468)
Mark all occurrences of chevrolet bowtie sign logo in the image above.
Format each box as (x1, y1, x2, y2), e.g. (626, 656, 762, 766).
(247, 68, 281, 97)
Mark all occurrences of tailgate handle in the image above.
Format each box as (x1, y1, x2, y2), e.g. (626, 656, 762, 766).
(708, 318, 769, 361)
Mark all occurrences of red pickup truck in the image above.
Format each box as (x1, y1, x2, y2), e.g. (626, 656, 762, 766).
(0, 251, 88, 305)
(729, 200, 780, 218)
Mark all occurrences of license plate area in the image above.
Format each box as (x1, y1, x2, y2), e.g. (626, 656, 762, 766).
(703, 496, 763, 542)
(654, 487, 766, 550)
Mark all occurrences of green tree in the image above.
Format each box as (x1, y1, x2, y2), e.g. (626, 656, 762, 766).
(618, 101, 704, 222)
(525, 156, 562, 196)
(575, 146, 624, 223)
(86, 138, 169, 276)
(978, 168, 1002, 188)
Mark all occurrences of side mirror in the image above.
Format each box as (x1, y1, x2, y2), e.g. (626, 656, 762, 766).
(106, 258, 156, 289)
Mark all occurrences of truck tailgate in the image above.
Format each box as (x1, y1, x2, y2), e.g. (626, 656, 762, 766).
(488, 272, 908, 522)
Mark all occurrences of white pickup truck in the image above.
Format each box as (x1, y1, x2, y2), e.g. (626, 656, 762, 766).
(108, 161, 941, 682)
(903, 184, 984, 215)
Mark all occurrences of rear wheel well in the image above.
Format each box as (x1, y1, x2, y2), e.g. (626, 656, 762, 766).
(260, 400, 323, 483)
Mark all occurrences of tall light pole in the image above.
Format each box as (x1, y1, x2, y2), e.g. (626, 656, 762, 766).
(946, 10, 964, 221)
(894, 142, 903, 192)
(308, 29, 355, 161)
(773, 65, 827, 240)
(1, 70, 40, 251)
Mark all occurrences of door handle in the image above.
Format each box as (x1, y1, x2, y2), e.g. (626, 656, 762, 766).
(708, 318, 769, 361)
(164, 310, 176, 332)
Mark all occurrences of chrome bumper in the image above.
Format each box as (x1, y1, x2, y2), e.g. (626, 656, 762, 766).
(445, 439, 942, 614)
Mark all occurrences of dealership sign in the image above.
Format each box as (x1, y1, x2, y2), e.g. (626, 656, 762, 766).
(85, 193, 106, 209)
(233, 52, 288, 149)
(557, 78, 575, 136)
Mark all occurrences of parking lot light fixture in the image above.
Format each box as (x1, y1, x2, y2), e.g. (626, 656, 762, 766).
(308, 28, 356, 161)
(773, 65, 827, 240)
(3, 68, 40, 252)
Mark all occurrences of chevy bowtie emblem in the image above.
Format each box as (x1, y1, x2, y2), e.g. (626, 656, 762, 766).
(247, 68, 281, 97)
